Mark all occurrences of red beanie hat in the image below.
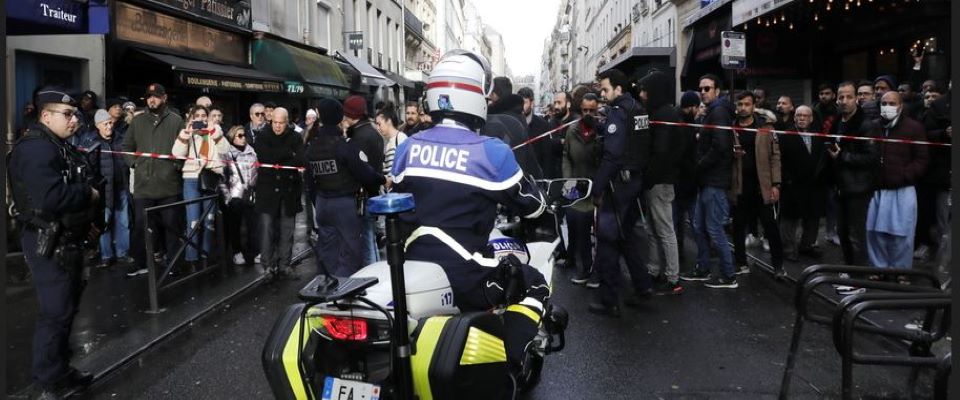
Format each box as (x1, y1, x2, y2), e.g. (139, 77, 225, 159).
(343, 95, 367, 120)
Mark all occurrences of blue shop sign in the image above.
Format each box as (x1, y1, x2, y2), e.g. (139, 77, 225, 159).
(6, 0, 87, 31)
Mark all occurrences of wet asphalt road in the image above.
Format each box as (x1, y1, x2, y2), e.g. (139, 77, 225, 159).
(79, 237, 933, 400)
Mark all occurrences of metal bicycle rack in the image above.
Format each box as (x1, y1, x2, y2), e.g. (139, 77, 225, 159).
(779, 264, 951, 400)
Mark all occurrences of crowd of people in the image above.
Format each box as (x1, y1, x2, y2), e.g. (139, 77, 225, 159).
(16, 60, 950, 313)
(543, 68, 951, 316)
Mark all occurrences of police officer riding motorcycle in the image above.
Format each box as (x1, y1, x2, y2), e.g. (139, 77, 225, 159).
(262, 50, 573, 400)
(8, 88, 105, 400)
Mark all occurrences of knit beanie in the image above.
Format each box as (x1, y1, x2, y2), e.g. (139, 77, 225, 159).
(680, 90, 701, 108)
(342, 95, 367, 120)
(94, 109, 111, 125)
(318, 98, 344, 126)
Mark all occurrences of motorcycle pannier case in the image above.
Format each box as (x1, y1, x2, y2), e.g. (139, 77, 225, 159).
(410, 312, 511, 400)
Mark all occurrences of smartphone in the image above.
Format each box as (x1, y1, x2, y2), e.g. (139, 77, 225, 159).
(191, 121, 207, 131)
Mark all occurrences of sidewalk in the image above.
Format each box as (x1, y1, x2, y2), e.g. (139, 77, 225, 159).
(4, 213, 316, 397)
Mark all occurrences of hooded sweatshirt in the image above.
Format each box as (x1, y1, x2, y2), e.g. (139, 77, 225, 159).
(639, 71, 684, 186)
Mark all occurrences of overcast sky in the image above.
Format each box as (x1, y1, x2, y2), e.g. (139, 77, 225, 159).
(472, 0, 561, 77)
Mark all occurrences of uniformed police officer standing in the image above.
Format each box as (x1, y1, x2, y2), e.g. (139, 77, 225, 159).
(588, 69, 654, 318)
(9, 88, 102, 399)
(306, 98, 386, 277)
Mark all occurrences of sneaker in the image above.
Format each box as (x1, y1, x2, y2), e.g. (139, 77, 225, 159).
(116, 256, 136, 265)
(96, 259, 112, 269)
(125, 266, 148, 277)
(745, 234, 761, 248)
(680, 269, 711, 281)
(585, 278, 601, 289)
(656, 280, 683, 295)
(904, 318, 924, 331)
(232, 252, 246, 265)
(762, 239, 770, 252)
(735, 264, 751, 275)
(704, 275, 738, 289)
(570, 274, 590, 285)
(254, 254, 262, 264)
(913, 245, 930, 261)
(774, 270, 788, 281)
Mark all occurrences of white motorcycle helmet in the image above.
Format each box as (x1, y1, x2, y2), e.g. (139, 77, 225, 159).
(424, 49, 494, 130)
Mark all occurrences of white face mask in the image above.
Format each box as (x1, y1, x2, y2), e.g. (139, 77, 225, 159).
(880, 105, 900, 121)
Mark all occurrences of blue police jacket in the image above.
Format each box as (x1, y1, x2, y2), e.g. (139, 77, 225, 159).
(392, 121, 546, 252)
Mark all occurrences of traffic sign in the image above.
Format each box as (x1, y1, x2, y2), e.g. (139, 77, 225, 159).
(720, 31, 746, 70)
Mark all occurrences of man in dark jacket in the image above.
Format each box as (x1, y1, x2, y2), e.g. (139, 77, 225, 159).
(814, 83, 839, 133)
(865, 91, 929, 269)
(307, 99, 386, 277)
(828, 82, 880, 267)
(121, 83, 184, 277)
(673, 91, 700, 261)
(342, 95, 385, 266)
(484, 78, 543, 179)
(916, 91, 951, 267)
(680, 74, 736, 287)
(244, 103, 268, 147)
(254, 108, 305, 277)
(81, 109, 132, 269)
(774, 95, 796, 131)
(638, 71, 684, 294)
(564, 93, 602, 287)
(587, 68, 653, 317)
(779, 105, 828, 262)
(520, 87, 557, 178)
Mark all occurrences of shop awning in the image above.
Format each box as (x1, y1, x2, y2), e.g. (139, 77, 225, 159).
(139, 50, 284, 93)
(335, 51, 395, 87)
(383, 70, 415, 89)
(598, 47, 677, 74)
(251, 39, 352, 96)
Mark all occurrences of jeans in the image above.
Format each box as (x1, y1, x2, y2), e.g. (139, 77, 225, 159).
(644, 184, 680, 282)
(99, 191, 131, 260)
(224, 199, 259, 261)
(315, 195, 363, 277)
(360, 212, 380, 265)
(565, 208, 595, 276)
(673, 192, 697, 257)
(183, 178, 215, 261)
(131, 195, 183, 269)
(260, 206, 296, 272)
(693, 186, 733, 279)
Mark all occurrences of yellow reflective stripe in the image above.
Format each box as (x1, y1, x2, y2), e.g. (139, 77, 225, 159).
(459, 327, 507, 365)
(506, 304, 541, 324)
(282, 315, 323, 400)
(411, 316, 450, 400)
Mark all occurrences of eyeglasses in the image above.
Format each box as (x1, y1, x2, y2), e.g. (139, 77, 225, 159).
(254, 112, 265, 117)
(699, 86, 714, 92)
(235, 134, 246, 138)
(48, 109, 78, 119)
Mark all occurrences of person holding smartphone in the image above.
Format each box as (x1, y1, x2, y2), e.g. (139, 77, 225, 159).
(172, 104, 228, 272)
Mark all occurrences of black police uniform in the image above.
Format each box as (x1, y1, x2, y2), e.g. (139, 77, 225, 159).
(8, 104, 100, 392)
(306, 124, 386, 277)
(592, 93, 654, 311)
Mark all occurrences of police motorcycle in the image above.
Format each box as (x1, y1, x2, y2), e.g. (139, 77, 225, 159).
(262, 178, 592, 400)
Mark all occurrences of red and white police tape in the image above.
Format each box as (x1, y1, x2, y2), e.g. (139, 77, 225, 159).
(78, 148, 306, 171)
(82, 116, 949, 171)
(649, 120, 952, 147)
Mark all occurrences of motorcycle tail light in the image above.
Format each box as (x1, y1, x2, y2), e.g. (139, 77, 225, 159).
(322, 316, 368, 341)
